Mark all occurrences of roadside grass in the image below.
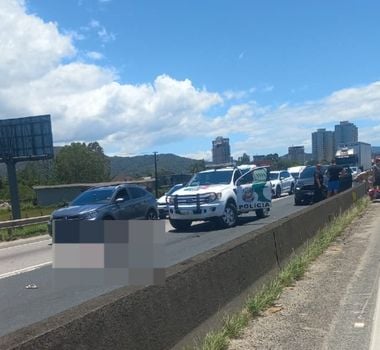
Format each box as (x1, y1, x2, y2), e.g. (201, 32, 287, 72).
(0, 205, 55, 221)
(188, 197, 370, 350)
(0, 223, 48, 241)
(0, 202, 54, 241)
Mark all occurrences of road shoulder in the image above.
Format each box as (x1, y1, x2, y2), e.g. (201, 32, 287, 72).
(229, 202, 380, 350)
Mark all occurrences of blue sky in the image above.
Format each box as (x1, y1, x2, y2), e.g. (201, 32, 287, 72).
(1, 0, 379, 159)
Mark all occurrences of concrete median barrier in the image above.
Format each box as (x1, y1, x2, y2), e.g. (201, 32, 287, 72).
(0, 184, 366, 350)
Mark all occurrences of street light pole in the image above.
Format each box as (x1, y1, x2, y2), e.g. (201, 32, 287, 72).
(153, 152, 158, 198)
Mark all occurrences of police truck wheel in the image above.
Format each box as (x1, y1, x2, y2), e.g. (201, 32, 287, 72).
(217, 202, 237, 228)
(256, 208, 270, 218)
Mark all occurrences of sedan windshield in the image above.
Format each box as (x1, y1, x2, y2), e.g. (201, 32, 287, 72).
(269, 173, 280, 180)
(299, 167, 315, 179)
(71, 188, 114, 205)
(188, 170, 233, 186)
(290, 172, 299, 179)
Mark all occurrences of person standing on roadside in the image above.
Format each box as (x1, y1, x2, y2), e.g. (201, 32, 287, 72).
(313, 164, 324, 203)
(372, 157, 380, 188)
(327, 159, 343, 197)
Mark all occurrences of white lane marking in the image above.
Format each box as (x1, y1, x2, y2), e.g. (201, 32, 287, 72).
(370, 273, 380, 350)
(0, 261, 52, 280)
(354, 322, 365, 328)
(0, 239, 51, 251)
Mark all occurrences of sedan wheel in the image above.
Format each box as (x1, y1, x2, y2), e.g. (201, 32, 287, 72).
(146, 209, 158, 220)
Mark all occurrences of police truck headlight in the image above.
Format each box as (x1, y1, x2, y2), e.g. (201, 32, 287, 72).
(208, 192, 222, 202)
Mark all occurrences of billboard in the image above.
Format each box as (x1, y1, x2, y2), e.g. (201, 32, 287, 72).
(0, 115, 54, 162)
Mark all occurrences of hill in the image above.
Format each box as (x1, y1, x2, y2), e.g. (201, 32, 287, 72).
(0, 151, 203, 181)
(109, 153, 203, 178)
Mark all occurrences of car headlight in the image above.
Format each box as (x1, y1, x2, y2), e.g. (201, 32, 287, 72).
(295, 187, 301, 191)
(81, 210, 98, 220)
(206, 192, 222, 203)
(166, 196, 174, 205)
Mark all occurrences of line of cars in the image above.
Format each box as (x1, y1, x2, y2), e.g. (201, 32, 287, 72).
(48, 164, 353, 236)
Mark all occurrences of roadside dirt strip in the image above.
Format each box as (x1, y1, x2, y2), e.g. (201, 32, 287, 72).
(229, 201, 380, 350)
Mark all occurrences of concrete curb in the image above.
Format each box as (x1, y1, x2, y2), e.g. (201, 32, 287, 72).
(0, 184, 366, 350)
(0, 234, 50, 250)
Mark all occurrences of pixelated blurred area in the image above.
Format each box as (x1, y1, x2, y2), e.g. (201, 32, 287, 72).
(52, 220, 166, 287)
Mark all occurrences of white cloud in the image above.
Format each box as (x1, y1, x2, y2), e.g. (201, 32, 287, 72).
(0, 0, 379, 161)
(223, 90, 248, 100)
(182, 150, 211, 161)
(86, 51, 104, 60)
(0, 0, 75, 86)
(85, 19, 115, 43)
(97, 26, 116, 43)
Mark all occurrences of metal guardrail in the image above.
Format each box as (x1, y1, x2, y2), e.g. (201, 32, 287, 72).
(0, 215, 50, 230)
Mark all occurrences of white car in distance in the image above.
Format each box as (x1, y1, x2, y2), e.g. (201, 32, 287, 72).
(157, 183, 184, 219)
(269, 170, 295, 198)
(288, 166, 306, 181)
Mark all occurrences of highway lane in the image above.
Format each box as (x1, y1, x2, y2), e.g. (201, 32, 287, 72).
(0, 194, 304, 337)
(0, 238, 51, 278)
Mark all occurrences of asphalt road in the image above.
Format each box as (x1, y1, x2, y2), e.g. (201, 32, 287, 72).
(0, 194, 303, 337)
(229, 201, 380, 350)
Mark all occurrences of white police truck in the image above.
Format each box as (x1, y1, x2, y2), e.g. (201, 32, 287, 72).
(166, 164, 272, 230)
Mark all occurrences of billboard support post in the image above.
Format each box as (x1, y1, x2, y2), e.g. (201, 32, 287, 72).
(6, 159, 21, 220)
(0, 115, 54, 220)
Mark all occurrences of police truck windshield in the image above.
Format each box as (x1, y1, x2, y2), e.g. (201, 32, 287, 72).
(188, 170, 234, 186)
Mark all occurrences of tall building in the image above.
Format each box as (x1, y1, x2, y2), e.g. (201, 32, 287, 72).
(212, 136, 231, 164)
(288, 146, 305, 164)
(334, 121, 358, 150)
(312, 128, 335, 162)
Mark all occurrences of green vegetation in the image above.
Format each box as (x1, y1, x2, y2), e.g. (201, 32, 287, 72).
(0, 203, 55, 221)
(187, 197, 370, 350)
(0, 223, 48, 241)
(55, 142, 110, 183)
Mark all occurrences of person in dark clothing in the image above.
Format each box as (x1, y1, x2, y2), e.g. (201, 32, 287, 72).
(327, 159, 343, 197)
(373, 158, 380, 187)
(313, 164, 324, 203)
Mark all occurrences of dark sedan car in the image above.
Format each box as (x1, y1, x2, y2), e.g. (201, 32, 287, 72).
(48, 184, 158, 235)
(294, 166, 328, 205)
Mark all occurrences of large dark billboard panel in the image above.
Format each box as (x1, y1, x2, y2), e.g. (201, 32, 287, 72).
(0, 115, 54, 162)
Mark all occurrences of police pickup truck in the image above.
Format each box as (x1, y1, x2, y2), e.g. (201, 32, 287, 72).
(166, 164, 272, 230)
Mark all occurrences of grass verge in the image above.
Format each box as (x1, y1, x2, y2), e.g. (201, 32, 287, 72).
(0, 223, 48, 241)
(188, 197, 370, 350)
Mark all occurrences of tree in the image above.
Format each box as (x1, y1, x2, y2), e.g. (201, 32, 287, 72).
(190, 160, 206, 173)
(18, 160, 56, 186)
(237, 153, 251, 165)
(54, 142, 110, 184)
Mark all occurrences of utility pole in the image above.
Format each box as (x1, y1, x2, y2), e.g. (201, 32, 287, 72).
(153, 152, 158, 198)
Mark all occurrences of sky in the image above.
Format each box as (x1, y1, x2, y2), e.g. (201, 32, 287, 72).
(0, 0, 379, 160)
